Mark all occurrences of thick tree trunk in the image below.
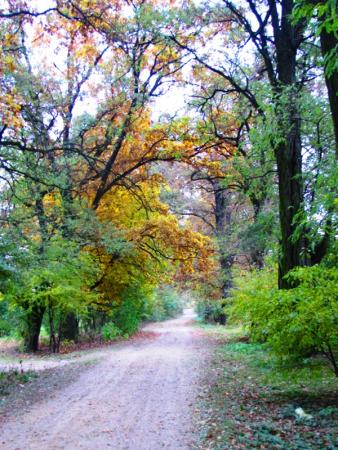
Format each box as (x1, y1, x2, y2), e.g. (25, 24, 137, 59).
(272, 0, 306, 287)
(219, 253, 235, 296)
(61, 313, 79, 342)
(275, 108, 305, 288)
(24, 305, 45, 352)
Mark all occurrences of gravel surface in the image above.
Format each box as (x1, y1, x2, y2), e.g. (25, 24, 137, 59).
(0, 309, 210, 450)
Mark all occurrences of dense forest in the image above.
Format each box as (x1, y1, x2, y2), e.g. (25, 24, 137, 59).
(0, 0, 337, 373)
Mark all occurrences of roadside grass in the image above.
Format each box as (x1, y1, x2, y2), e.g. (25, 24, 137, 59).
(0, 370, 38, 396)
(196, 322, 248, 342)
(195, 323, 338, 450)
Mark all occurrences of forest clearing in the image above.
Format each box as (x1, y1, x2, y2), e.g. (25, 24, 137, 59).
(0, 0, 337, 448)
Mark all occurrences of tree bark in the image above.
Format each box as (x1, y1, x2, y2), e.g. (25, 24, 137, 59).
(274, 101, 305, 287)
(270, 0, 306, 287)
(24, 305, 45, 352)
(61, 313, 79, 342)
(23, 192, 49, 352)
(213, 182, 235, 297)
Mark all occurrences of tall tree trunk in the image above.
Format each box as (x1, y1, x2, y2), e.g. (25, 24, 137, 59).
(274, 99, 305, 287)
(24, 305, 45, 352)
(61, 313, 79, 342)
(59, 186, 79, 343)
(271, 0, 306, 287)
(23, 191, 49, 351)
(213, 182, 234, 297)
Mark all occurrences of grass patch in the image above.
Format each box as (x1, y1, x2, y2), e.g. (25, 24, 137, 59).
(196, 322, 248, 342)
(0, 370, 38, 396)
(195, 324, 338, 449)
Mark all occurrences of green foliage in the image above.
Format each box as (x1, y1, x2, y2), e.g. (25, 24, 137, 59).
(228, 267, 278, 335)
(0, 318, 11, 337)
(294, 0, 338, 76)
(229, 265, 338, 373)
(8, 238, 100, 312)
(148, 286, 183, 321)
(1, 231, 102, 349)
(239, 210, 278, 262)
(0, 300, 17, 337)
(196, 323, 337, 450)
(196, 297, 225, 323)
(110, 284, 149, 335)
(0, 370, 37, 395)
(101, 322, 122, 341)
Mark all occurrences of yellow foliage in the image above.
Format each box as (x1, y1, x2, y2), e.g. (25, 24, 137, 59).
(89, 177, 215, 306)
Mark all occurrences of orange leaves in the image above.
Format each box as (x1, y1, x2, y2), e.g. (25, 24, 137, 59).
(0, 91, 23, 130)
(74, 42, 99, 62)
(0, 0, 218, 302)
(90, 171, 215, 297)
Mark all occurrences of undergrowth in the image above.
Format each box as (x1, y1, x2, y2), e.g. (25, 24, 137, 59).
(195, 324, 338, 449)
(0, 370, 37, 396)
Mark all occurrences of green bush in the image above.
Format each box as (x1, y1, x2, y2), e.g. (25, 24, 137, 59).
(114, 301, 140, 334)
(101, 322, 122, 341)
(0, 318, 11, 337)
(229, 265, 338, 375)
(112, 287, 145, 334)
(0, 300, 21, 337)
(148, 286, 183, 321)
(196, 297, 226, 324)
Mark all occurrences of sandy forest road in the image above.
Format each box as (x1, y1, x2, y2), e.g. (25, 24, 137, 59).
(0, 310, 210, 450)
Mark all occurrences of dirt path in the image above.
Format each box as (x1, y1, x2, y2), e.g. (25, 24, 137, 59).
(0, 309, 209, 450)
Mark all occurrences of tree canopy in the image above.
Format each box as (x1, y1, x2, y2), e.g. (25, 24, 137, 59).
(0, 0, 336, 373)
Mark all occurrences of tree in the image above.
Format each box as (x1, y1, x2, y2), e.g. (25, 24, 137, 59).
(169, 0, 317, 286)
(0, 1, 216, 349)
(294, 0, 338, 153)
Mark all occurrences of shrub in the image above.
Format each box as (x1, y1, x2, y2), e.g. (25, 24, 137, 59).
(101, 322, 122, 341)
(196, 298, 226, 324)
(112, 291, 144, 335)
(114, 302, 140, 334)
(229, 265, 338, 375)
(0, 318, 11, 337)
(148, 286, 183, 321)
(0, 301, 21, 338)
(162, 287, 183, 317)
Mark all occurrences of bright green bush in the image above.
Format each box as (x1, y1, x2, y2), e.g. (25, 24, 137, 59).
(113, 300, 141, 335)
(229, 265, 338, 374)
(111, 283, 150, 334)
(0, 300, 21, 337)
(228, 267, 278, 338)
(101, 322, 122, 341)
(147, 296, 166, 321)
(0, 318, 11, 337)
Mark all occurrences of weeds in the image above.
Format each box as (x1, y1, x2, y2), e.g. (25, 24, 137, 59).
(0, 370, 37, 396)
(195, 325, 338, 449)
